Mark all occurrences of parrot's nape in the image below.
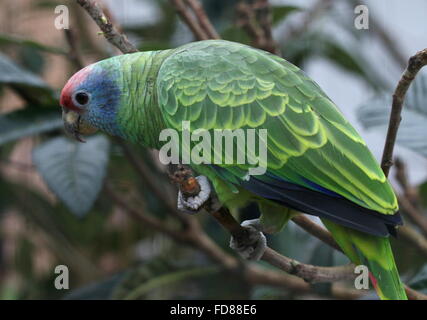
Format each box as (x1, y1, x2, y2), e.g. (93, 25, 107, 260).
(60, 40, 407, 300)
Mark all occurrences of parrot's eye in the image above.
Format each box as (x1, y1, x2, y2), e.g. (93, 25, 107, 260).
(72, 91, 91, 107)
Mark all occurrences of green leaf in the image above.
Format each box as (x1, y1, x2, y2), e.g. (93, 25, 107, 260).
(357, 71, 427, 157)
(32, 135, 111, 217)
(269, 221, 317, 263)
(0, 52, 56, 105)
(121, 266, 219, 300)
(64, 273, 126, 300)
(271, 5, 300, 25)
(282, 32, 322, 66)
(283, 33, 387, 91)
(112, 257, 216, 300)
(32, 0, 63, 9)
(221, 26, 251, 44)
(19, 46, 45, 75)
(321, 40, 387, 91)
(0, 108, 62, 146)
(0, 33, 67, 55)
(138, 41, 171, 52)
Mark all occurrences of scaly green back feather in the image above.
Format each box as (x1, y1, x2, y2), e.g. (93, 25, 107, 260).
(156, 40, 398, 214)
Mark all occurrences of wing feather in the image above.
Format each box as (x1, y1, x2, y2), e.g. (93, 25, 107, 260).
(156, 40, 398, 214)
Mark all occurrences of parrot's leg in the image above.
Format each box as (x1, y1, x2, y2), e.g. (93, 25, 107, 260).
(177, 175, 213, 213)
(230, 219, 267, 261)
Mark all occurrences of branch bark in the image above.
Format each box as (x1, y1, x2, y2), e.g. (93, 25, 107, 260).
(281, 0, 332, 46)
(184, 0, 220, 39)
(76, 0, 138, 53)
(381, 48, 427, 176)
(291, 215, 342, 252)
(64, 28, 85, 70)
(169, 0, 210, 40)
(350, 0, 407, 69)
(236, 0, 279, 54)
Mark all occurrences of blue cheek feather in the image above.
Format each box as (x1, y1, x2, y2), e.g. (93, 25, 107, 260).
(79, 67, 124, 137)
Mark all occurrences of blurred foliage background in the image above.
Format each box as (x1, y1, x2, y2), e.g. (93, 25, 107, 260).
(0, 0, 426, 300)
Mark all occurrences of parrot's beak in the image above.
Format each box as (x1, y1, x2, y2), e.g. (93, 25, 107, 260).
(62, 108, 98, 143)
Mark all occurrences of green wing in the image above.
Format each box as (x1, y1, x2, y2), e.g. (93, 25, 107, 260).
(156, 40, 398, 214)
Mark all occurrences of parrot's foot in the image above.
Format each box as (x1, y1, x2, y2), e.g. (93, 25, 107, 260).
(177, 175, 211, 214)
(230, 219, 267, 261)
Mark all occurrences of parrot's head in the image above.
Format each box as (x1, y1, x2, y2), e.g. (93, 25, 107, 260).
(60, 61, 123, 142)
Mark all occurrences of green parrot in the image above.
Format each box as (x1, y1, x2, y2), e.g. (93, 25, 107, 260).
(60, 40, 407, 300)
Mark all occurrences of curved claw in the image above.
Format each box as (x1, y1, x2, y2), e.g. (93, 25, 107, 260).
(177, 175, 211, 213)
(230, 219, 267, 261)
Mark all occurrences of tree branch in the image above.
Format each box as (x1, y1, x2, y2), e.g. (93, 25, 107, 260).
(395, 158, 420, 205)
(116, 140, 192, 226)
(184, 0, 220, 39)
(399, 225, 427, 258)
(107, 181, 363, 297)
(236, 0, 279, 54)
(171, 166, 354, 284)
(350, 0, 407, 69)
(64, 28, 85, 70)
(381, 48, 427, 176)
(262, 249, 356, 284)
(169, 0, 210, 40)
(392, 159, 427, 238)
(281, 0, 332, 47)
(104, 182, 190, 243)
(291, 215, 342, 252)
(76, 0, 138, 53)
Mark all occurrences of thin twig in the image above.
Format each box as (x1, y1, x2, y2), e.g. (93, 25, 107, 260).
(64, 28, 85, 70)
(381, 48, 427, 176)
(350, 0, 407, 69)
(393, 158, 427, 237)
(236, 2, 265, 47)
(398, 196, 427, 238)
(281, 0, 332, 46)
(208, 193, 352, 283)
(116, 140, 191, 226)
(173, 167, 354, 284)
(106, 183, 361, 296)
(291, 215, 342, 252)
(105, 182, 191, 244)
(395, 158, 420, 205)
(184, 0, 220, 39)
(399, 225, 427, 258)
(262, 249, 356, 284)
(76, 0, 138, 53)
(236, 0, 278, 54)
(253, 0, 279, 54)
(170, 0, 210, 40)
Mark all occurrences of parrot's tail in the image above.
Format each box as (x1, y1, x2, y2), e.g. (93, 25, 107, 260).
(322, 219, 407, 300)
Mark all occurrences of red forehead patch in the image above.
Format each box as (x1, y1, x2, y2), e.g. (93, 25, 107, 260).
(60, 65, 92, 112)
